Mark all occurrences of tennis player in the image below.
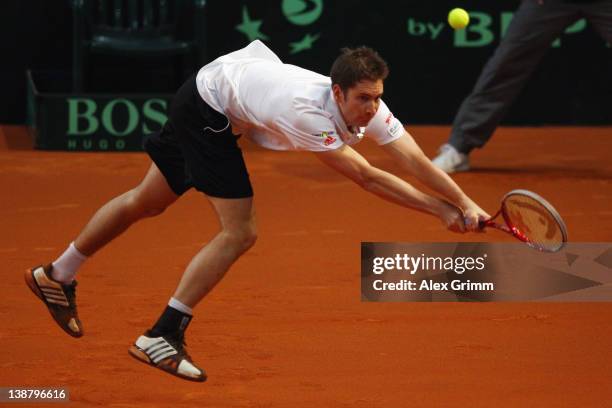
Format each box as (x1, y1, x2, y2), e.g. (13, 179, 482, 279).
(25, 40, 489, 382)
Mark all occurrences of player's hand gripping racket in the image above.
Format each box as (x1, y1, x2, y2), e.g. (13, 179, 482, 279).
(479, 189, 568, 252)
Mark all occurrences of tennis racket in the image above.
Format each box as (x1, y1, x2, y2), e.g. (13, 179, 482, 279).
(478, 189, 568, 252)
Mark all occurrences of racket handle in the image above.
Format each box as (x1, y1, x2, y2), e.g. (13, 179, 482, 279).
(464, 218, 488, 230)
(479, 219, 498, 230)
(481, 219, 512, 234)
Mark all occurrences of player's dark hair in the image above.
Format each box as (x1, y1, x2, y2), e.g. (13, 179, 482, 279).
(330, 47, 389, 92)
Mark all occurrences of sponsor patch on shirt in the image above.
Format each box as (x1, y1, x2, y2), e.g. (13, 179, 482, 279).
(387, 115, 403, 138)
(314, 130, 335, 138)
(323, 135, 337, 146)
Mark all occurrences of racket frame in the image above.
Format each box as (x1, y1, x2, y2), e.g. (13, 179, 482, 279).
(480, 189, 568, 252)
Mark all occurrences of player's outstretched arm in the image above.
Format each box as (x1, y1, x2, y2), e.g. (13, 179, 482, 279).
(379, 132, 489, 230)
(314, 144, 467, 233)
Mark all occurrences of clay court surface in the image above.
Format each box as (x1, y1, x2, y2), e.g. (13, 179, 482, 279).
(1, 125, 611, 407)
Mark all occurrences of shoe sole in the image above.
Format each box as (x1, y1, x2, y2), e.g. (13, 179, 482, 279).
(24, 268, 83, 338)
(438, 161, 470, 174)
(447, 164, 470, 174)
(128, 345, 207, 382)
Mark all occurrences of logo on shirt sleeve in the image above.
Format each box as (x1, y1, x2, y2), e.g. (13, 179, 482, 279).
(387, 115, 403, 138)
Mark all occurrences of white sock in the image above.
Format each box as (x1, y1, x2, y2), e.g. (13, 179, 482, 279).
(168, 297, 193, 316)
(51, 242, 88, 284)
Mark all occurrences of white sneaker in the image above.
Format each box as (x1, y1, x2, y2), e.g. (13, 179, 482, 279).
(128, 330, 207, 382)
(432, 144, 470, 173)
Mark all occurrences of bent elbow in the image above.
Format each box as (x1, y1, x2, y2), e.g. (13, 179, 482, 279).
(356, 167, 377, 191)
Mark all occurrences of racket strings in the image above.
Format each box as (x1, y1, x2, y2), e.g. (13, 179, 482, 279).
(503, 195, 565, 252)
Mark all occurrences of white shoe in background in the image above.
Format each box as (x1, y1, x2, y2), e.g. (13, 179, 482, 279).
(432, 144, 470, 173)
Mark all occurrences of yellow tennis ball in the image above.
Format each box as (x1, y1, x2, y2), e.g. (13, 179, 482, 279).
(448, 8, 470, 30)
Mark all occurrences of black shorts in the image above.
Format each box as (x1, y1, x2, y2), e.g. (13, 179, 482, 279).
(143, 74, 253, 198)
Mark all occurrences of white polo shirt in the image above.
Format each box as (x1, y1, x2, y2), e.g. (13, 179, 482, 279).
(195, 40, 404, 152)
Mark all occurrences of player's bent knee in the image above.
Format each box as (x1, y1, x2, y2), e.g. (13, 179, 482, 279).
(243, 230, 258, 250)
(238, 228, 258, 252)
(224, 225, 257, 252)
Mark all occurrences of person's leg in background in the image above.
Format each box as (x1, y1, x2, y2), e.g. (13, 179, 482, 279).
(433, 0, 581, 173)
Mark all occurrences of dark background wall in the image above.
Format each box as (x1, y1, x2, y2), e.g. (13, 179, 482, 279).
(1, 1, 72, 124)
(1, 0, 611, 125)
